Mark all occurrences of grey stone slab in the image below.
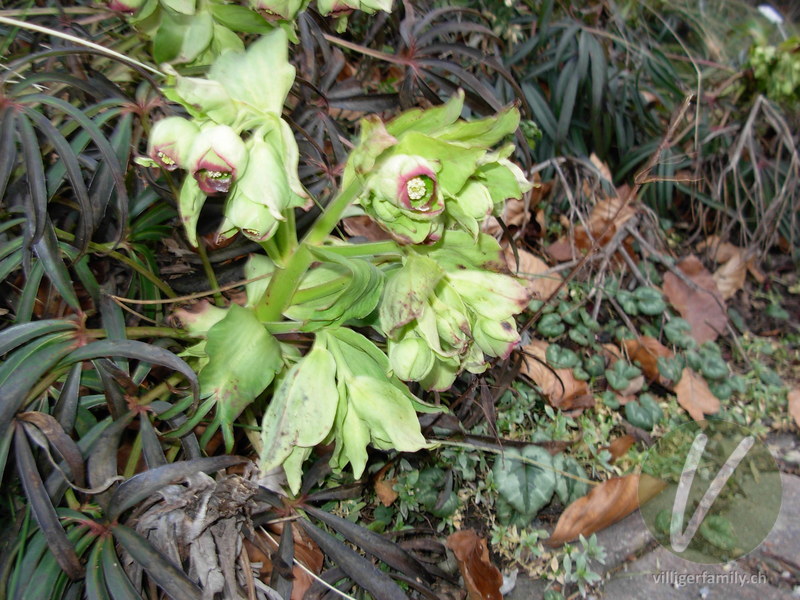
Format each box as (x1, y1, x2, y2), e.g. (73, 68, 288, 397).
(754, 473, 800, 564)
(592, 508, 655, 571)
(504, 575, 549, 600)
(599, 547, 794, 600)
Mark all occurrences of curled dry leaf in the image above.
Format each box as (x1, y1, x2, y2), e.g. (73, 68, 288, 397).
(374, 464, 399, 507)
(623, 337, 673, 383)
(342, 215, 393, 241)
(247, 524, 324, 600)
(547, 473, 666, 546)
(446, 530, 503, 600)
(503, 246, 562, 300)
(520, 340, 591, 410)
(603, 434, 636, 462)
(673, 368, 720, 422)
(662, 255, 727, 344)
(788, 388, 800, 429)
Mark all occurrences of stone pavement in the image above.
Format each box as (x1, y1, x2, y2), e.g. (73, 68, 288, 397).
(506, 435, 800, 600)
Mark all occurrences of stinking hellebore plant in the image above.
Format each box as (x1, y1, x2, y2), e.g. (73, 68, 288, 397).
(150, 32, 533, 493)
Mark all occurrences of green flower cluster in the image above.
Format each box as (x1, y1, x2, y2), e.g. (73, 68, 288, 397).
(748, 38, 800, 103)
(111, 0, 393, 64)
(380, 233, 530, 390)
(144, 30, 308, 245)
(343, 90, 532, 245)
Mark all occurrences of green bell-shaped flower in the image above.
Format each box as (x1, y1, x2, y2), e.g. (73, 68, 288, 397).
(216, 121, 307, 242)
(148, 116, 199, 172)
(472, 316, 520, 359)
(249, 0, 308, 20)
(316, 0, 392, 16)
(188, 124, 248, 195)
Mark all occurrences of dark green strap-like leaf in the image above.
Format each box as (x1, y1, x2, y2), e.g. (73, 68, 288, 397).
(18, 113, 47, 245)
(269, 521, 294, 598)
(64, 340, 199, 405)
(14, 259, 44, 324)
(21, 106, 93, 256)
(19, 411, 86, 487)
(87, 412, 134, 510)
(304, 505, 434, 585)
(100, 536, 141, 600)
(0, 319, 77, 356)
(111, 525, 201, 600)
(297, 519, 409, 600)
(138, 413, 167, 470)
(33, 219, 81, 311)
(107, 455, 245, 522)
(0, 106, 18, 203)
(54, 362, 83, 435)
(85, 539, 111, 600)
(19, 94, 128, 241)
(14, 422, 84, 579)
(89, 113, 133, 235)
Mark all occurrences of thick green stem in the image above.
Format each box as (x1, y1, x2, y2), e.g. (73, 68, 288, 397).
(319, 240, 401, 257)
(254, 182, 363, 321)
(85, 327, 199, 341)
(196, 241, 224, 307)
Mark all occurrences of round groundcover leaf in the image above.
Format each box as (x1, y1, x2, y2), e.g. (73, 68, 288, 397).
(553, 454, 589, 506)
(260, 346, 338, 474)
(200, 304, 281, 427)
(493, 445, 556, 518)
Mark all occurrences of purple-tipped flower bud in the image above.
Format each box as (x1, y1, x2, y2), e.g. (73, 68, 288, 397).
(188, 125, 248, 196)
(148, 116, 199, 172)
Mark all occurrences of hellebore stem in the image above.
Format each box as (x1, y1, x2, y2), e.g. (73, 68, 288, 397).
(254, 182, 363, 322)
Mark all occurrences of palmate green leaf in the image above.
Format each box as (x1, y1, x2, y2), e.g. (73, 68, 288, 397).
(33, 220, 81, 312)
(493, 445, 556, 518)
(14, 422, 84, 580)
(259, 346, 338, 478)
(112, 525, 201, 600)
(19, 412, 86, 488)
(200, 304, 282, 451)
(87, 413, 134, 511)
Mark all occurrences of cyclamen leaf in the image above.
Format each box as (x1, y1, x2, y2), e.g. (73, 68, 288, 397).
(259, 347, 338, 474)
(493, 445, 556, 517)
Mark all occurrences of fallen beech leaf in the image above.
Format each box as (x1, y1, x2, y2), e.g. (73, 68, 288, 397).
(521, 340, 591, 410)
(504, 246, 562, 300)
(446, 530, 502, 600)
(673, 368, 720, 422)
(712, 252, 747, 300)
(662, 255, 727, 344)
(547, 473, 666, 546)
(590, 152, 613, 183)
(604, 435, 636, 462)
(374, 465, 398, 507)
(623, 337, 673, 383)
(342, 215, 392, 241)
(248, 524, 323, 600)
(789, 388, 800, 429)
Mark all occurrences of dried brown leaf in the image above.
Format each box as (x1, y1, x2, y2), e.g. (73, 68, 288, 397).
(623, 337, 673, 383)
(504, 247, 562, 300)
(342, 215, 392, 241)
(374, 465, 399, 507)
(788, 388, 800, 429)
(446, 530, 502, 600)
(520, 340, 590, 410)
(662, 255, 727, 344)
(547, 473, 666, 546)
(604, 435, 636, 462)
(673, 368, 720, 422)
